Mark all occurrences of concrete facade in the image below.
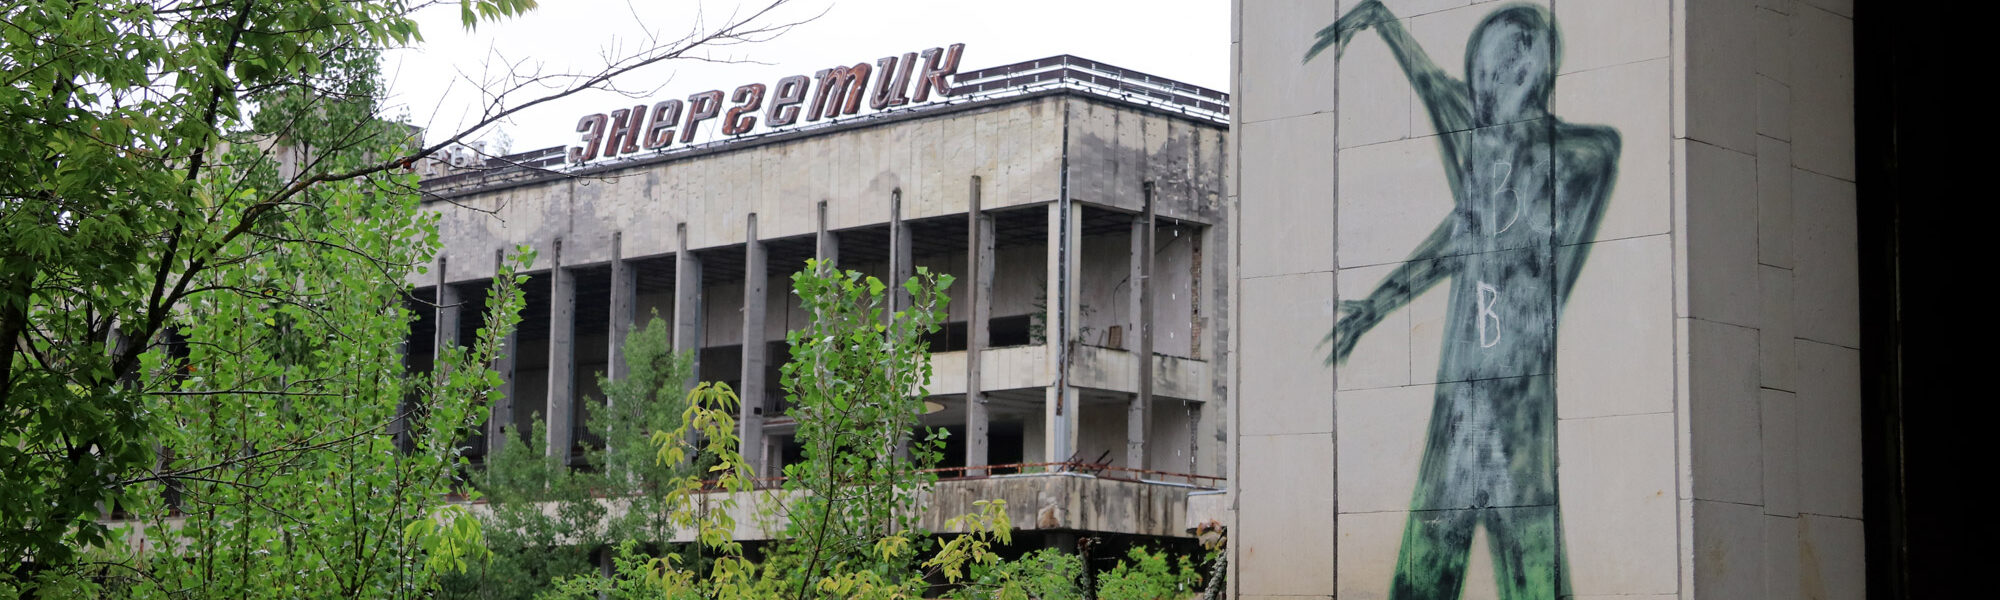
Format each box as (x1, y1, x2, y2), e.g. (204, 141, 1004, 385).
(1229, 1, 1859, 598)
(405, 62, 1233, 541)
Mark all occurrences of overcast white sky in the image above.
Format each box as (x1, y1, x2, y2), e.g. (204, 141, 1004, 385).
(383, 0, 1230, 154)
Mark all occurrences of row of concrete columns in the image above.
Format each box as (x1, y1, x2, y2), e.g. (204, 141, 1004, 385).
(431, 177, 1160, 476)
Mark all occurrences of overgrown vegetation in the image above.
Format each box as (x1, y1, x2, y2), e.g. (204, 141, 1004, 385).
(438, 311, 707, 600)
(446, 265, 1224, 599)
(1, 0, 803, 595)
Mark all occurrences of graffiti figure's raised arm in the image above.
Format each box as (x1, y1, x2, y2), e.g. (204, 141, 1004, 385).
(1325, 218, 1462, 364)
(1307, 0, 1474, 187)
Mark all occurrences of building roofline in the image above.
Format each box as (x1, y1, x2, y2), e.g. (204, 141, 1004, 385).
(418, 55, 1229, 202)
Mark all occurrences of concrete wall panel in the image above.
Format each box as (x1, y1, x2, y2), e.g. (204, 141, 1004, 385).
(1238, 433, 1335, 596)
(1236, 0, 1338, 124)
(1237, 272, 1334, 437)
(1560, 412, 1679, 595)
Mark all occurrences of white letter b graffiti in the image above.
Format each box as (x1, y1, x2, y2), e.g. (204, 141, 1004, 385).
(1477, 281, 1501, 348)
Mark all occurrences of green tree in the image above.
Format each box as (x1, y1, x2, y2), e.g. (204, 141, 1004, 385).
(530, 265, 973, 600)
(441, 312, 704, 600)
(0, 0, 803, 594)
(777, 260, 953, 596)
(532, 382, 765, 600)
(0, 0, 531, 585)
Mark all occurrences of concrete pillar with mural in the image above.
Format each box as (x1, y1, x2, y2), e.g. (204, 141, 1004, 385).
(1228, 0, 1862, 598)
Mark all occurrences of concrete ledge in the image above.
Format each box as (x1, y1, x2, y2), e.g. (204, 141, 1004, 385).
(1069, 345, 1213, 402)
(464, 472, 1218, 544)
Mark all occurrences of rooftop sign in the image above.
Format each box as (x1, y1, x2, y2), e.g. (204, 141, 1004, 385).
(567, 43, 965, 164)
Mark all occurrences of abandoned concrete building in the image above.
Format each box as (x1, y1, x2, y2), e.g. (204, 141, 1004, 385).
(400, 53, 1232, 543)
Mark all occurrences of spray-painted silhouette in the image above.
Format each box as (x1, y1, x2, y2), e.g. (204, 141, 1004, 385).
(1306, 2, 1619, 598)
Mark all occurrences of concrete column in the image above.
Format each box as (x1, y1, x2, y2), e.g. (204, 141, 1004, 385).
(889, 190, 913, 313)
(489, 249, 517, 456)
(546, 240, 576, 462)
(608, 233, 636, 381)
(888, 190, 914, 460)
(965, 176, 993, 474)
(1127, 183, 1156, 471)
(740, 214, 768, 476)
(674, 223, 704, 382)
(434, 262, 464, 450)
(816, 200, 839, 272)
(606, 233, 635, 460)
(1045, 201, 1077, 464)
(435, 259, 461, 356)
(1200, 221, 1227, 480)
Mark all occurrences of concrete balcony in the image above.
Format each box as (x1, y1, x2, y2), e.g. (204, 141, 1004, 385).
(577, 470, 1222, 544)
(922, 344, 1212, 403)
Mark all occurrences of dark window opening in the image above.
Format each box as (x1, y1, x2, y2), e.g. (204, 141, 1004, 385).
(927, 421, 1027, 472)
(924, 321, 968, 353)
(988, 315, 1034, 348)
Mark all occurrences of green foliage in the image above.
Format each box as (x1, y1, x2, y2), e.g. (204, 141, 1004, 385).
(925, 500, 1014, 583)
(516, 383, 785, 600)
(405, 505, 495, 582)
(0, 0, 542, 595)
(941, 548, 1086, 600)
(474, 265, 1222, 599)
(777, 260, 954, 591)
(442, 420, 608, 600)
(439, 313, 702, 600)
(927, 500, 1086, 600)
(1094, 546, 1206, 600)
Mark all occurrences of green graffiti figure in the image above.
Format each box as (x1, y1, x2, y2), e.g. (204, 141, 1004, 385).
(1307, 2, 1620, 598)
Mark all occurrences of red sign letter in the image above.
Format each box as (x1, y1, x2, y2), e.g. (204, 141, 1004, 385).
(767, 75, 808, 127)
(682, 90, 724, 144)
(723, 84, 766, 135)
(869, 52, 918, 110)
(913, 43, 965, 102)
(602, 105, 646, 157)
(809, 63, 872, 121)
(644, 100, 682, 149)
(570, 113, 607, 163)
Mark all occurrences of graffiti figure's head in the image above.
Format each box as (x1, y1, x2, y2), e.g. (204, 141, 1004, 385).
(1465, 5, 1560, 126)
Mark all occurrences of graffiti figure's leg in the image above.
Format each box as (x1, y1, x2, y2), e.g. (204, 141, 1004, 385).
(1389, 381, 1495, 600)
(1482, 364, 1565, 599)
(1388, 506, 1476, 600)
(1484, 505, 1567, 600)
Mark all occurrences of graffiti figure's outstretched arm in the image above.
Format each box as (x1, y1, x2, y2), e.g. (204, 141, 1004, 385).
(1325, 218, 1461, 364)
(1307, 0, 1475, 196)
(1552, 124, 1623, 306)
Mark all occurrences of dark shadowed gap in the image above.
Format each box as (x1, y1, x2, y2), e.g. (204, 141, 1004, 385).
(1857, 0, 1979, 596)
